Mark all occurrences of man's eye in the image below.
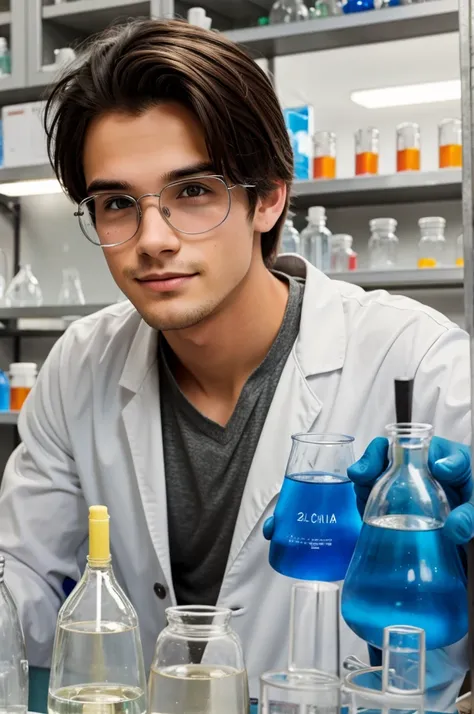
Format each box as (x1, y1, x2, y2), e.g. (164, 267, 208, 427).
(179, 185, 208, 199)
(104, 196, 134, 210)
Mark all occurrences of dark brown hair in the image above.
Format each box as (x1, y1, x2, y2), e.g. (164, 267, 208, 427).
(44, 19, 294, 267)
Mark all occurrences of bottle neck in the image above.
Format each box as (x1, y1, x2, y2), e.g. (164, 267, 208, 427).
(86, 557, 112, 572)
(391, 436, 431, 468)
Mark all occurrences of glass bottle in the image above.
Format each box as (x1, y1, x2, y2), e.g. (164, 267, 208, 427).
(456, 233, 464, 267)
(341, 423, 468, 650)
(331, 234, 357, 272)
(417, 217, 447, 269)
(313, 131, 336, 179)
(439, 118, 462, 169)
(4, 264, 43, 307)
(149, 606, 249, 714)
(300, 206, 331, 270)
(368, 218, 399, 270)
(280, 216, 301, 254)
(355, 128, 379, 176)
(58, 268, 86, 306)
(0, 556, 28, 714)
(263, 433, 361, 581)
(48, 506, 147, 714)
(397, 123, 421, 172)
(269, 0, 310, 23)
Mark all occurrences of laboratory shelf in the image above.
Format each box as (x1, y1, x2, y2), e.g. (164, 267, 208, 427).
(292, 169, 462, 209)
(0, 411, 19, 425)
(0, 304, 111, 320)
(225, 0, 459, 58)
(42, 0, 152, 34)
(327, 267, 464, 290)
(0, 164, 55, 185)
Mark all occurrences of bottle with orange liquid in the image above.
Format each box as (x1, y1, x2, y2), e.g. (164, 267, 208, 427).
(396, 123, 420, 172)
(456, 234, 464, 268)
(10, 363, 37, 411)
(417, 217, 446, 269)
(355, 128, 379, 176)
(439, 119, 462, 169)
(313, 131, 336, 179)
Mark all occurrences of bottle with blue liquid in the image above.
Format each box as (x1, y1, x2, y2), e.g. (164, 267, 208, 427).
(264, 433, 361, 581)
(341, 422, 468, 650)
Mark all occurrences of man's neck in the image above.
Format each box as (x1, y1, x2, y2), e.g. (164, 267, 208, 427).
(162, 261, 289, 422)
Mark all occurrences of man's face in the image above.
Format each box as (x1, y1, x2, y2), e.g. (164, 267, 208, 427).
(83, 103, 279, 331)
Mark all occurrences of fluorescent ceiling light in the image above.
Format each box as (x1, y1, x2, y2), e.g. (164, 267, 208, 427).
(351, 80, 461, 109)
(0, 179, 63, 197)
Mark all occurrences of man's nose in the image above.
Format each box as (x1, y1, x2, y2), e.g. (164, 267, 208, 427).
(135, 198, 181, 256)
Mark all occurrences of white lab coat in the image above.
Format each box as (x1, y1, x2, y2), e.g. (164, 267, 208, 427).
(0, 255, 470, 708)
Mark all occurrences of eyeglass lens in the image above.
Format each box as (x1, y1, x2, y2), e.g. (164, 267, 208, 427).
(79, 176, 232, 246)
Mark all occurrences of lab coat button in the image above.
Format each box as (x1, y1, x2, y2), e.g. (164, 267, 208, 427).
(153, 582, 167, 600)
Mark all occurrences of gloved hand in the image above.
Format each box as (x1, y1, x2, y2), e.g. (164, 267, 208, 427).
(348, 436, 473, 545)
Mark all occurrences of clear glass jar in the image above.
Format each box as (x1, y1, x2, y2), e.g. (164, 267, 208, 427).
(439, 118, 462, 169)
(417, 217, 446, 268)
(456, 233, 464, 267)
(331, 234, 357, 272)
(280, 217, 301, 254)
(149, 606, 249, 714)
(396, 123, 420, 172)
(342, 423, 467, 650)
(313, 131, 336, 179)
(368, 218, 399, 270)
(4, 264, 43, 307)
(355, 128, 379, 176)
(58, 268, 86, 306)
(269, 0, 309, 23)
(300, 206, 331, 271)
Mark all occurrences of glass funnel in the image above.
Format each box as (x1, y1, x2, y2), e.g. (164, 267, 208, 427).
(260, 581, 341, 714)
(149, 606, 249, 714)
(4, 264, 43, 307)
(58, 268, 85, 306)
(341, 423, 467, 650)
(0, 556, 28, 714)
(48, 506, 147, 714)
(264, 433, 361, 580)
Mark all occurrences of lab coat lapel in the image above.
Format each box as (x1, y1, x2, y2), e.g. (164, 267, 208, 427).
(119, 319, 173, 593)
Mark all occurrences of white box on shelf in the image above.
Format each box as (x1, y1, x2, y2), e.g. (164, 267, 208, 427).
(2, 102, 49, 168)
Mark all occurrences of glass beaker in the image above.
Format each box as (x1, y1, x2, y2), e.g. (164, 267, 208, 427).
(368, 218, 399, 270)
(58, 268, 86, 306)
(264, 433, 361, 581)
(48, 506, 147, 714)
(269, 0, 310, 23)
(261, 581, 341, 714)
(355, 128, 379, 175)
(417, 216, 446, 268)
(280, 215, 301, 254)
(341, 423, 468, 650)
(439, 118, 462, 169)
(149, 606, 249, 714)
(0, 556, 28, 714)
(396, 123, 420, 172)
(4, 264, 43, 307)
(313, 131, 336, 179)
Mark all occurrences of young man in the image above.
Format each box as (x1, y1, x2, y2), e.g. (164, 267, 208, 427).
(0, 18, 471, 707)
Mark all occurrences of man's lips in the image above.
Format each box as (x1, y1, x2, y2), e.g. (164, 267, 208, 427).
(135, 273, 198, 292)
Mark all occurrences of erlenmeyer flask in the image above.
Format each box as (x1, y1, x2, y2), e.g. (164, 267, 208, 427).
(4, 264, 43, 307)
(269, 0, 310, 23)
(0, 556, 28, 714)
(58, 268, 85, 306)
(48, 506, 147, 714)
(341, 423, 467, 650)
(264, 433, 361, 580)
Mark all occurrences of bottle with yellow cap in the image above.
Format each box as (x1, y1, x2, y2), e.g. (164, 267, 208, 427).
(48, 506, 146, 714)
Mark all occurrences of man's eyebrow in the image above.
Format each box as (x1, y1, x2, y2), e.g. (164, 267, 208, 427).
(86, 162, 217, 195)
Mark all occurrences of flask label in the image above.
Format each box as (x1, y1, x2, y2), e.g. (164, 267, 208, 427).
(297, 512, 337, 524)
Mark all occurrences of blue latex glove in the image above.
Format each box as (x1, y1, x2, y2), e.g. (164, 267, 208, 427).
(348, 436, 473, 544)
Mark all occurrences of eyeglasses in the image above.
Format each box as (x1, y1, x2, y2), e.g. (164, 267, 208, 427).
(74, 175, 255, 248)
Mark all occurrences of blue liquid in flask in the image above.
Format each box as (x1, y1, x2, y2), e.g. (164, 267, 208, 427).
(269, 472, 361, 581)
(342, 514, 467, 650)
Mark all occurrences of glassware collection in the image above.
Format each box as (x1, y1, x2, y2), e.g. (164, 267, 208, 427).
(0, 262, 86, 308)
(310, 120, 461, 180)
(267, 0, 437, 20)
(0, 361, 38, 413)
(282, 209, 461, 272)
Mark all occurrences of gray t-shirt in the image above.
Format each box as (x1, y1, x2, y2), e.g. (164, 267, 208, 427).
(159, 274, 304, 606)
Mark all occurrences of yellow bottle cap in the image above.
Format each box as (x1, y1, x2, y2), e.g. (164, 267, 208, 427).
(89, 505, 110, 563)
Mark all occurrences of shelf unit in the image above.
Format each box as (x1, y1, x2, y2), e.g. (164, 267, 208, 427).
(327, 267, 464, 290)
(226, 0, 459, 58)
(0, 304, 112, 337)
(0, 411, 19, 425)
